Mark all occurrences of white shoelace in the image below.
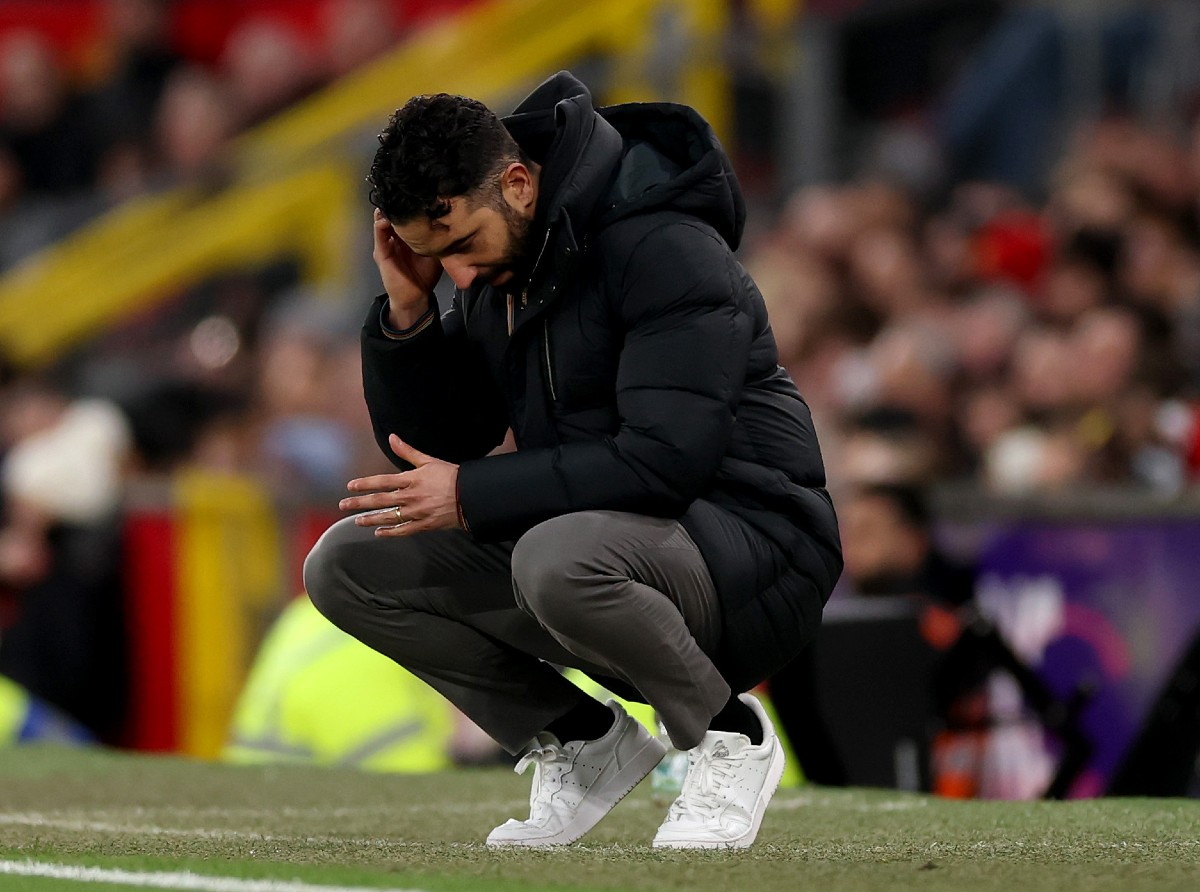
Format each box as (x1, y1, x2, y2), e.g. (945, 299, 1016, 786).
(515, 742, 570, 821)
(668, 744, 745, 821)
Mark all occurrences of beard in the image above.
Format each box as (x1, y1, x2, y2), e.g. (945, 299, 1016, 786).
(488, 200, 535, 292)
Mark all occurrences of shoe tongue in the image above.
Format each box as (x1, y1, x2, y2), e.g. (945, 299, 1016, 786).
(702, 730, 750, 758)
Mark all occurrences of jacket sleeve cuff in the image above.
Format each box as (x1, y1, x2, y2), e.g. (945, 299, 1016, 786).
(379, 300, 436, 341)
(455, 472, 471, 534)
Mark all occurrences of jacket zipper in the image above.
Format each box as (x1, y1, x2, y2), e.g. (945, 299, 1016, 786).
(516, 227, 558, 397)
(508, 229, 552, 335)
(524, 228, 553, 308)
(543, 320, 557, 402)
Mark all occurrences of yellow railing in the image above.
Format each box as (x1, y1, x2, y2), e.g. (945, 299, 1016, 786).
(0, 165, 356, 367)
(0, 0, 729, 368)
(173, 469, 284, 759)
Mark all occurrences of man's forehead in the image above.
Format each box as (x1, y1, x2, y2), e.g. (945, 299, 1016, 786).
(393, 198, 477, 250)
(392, 217, 442, 250)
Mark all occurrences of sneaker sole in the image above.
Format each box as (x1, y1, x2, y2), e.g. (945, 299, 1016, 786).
(651, 740, 786, 850)
(486, 734, 668, 847)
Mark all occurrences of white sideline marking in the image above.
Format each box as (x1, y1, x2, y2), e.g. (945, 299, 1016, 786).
(771, 794, 929, 812)
(0, 860, 427, 892)
(0, 813, 363, 845)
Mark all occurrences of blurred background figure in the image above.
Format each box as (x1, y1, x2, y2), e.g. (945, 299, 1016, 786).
(770, 483, 975, 790)
(0, 381, 132, 743)
(0, 672, 94, 746)
(0, 27, 104, 266)
(837, 484, 974, 604)
(0, 29, 96, 197)
(84, 0, 183, 198)
(223, 594, 496, 772)
(253, 291, 373, 492)
(772, 483, 1084, 798)
(218, 17, 318, 130)
(319, 0, 402, 79)
(153, 65, 233, 182)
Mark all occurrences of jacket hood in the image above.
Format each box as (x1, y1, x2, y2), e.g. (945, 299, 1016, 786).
(503, 71, 746, 251)
(504, 71, 623, 248)
(597, 101, 746, 249)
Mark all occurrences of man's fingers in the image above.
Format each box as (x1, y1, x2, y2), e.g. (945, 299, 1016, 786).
(353, 503, 423, 529)
(372, 213, 396, 259)
(347, 473, 409, 493)
(357, 508, 403, 527)
(389, 434, 434, 467)
(376, 517, 426, 537)
(339, 491, 403, 512)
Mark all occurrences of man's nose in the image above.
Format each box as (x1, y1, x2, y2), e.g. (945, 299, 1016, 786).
(441, 257, 477, 289)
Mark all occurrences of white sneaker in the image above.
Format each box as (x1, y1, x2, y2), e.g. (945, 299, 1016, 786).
(486, 700, 667, 847)
(651, 693, 785, 849)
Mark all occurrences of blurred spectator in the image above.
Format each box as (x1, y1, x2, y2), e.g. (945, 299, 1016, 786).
(829, 407, 945, 488)
(3, 397, 130, 524)
(320, 0, 401, 79)
(254, 292, 367, 492)
(84, 0, 184, 199)
(219, 18, 319, 130)
(953, 286, 1030, 382)
(0, 387, 132, 742)
(223, 595, 496, 772)
(748, 65, 1200, 494)
(770, 483, 973, 789)
(838, 483, 974, 604)
(776, 483, 1074, 799)
(153, 65, 234, 181)
(0, 30, 98, 197)
(119, 379, 252, 476)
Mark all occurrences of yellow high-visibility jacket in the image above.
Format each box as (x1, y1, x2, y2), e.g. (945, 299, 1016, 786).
(223, 597, 455, 772)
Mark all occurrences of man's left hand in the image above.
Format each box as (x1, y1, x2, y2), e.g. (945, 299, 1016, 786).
(340, 435, 462, 536)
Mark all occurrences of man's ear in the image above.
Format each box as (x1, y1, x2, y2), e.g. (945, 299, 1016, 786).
(501, 162, 537, 214)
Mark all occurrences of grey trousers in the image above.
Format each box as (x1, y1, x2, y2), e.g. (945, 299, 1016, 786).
(303, 510, 731, 752)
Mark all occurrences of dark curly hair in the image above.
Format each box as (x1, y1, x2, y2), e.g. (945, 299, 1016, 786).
(367, 94, 525, 223)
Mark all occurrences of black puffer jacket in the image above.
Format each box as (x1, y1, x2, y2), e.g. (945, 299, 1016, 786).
(361, 71, 842, 692)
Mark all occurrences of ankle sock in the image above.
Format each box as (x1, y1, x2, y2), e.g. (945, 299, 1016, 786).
(545, 697, 615, 743)
(707, 695, 763, 745)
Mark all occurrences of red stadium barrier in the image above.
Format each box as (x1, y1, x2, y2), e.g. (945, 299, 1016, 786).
(119, 474, 340, 757)
(0, 0, 482, 75)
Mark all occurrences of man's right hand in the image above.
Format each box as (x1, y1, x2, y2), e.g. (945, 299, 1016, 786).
(372, 208, 443, 330)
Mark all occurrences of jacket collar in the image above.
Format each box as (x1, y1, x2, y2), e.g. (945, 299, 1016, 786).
(502, 72, 623, 299)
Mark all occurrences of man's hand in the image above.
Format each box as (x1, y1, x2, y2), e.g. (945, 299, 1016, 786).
(373, 209, 442, 330)
(340, 435, 462, 537)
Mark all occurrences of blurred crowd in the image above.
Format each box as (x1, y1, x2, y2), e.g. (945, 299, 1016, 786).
(0, 0, 403, 268)
(0, 0, 407, 744)
(748, 115, 1200, 498)
(0, 274, 391, 741)
(0, 0, 414, 607)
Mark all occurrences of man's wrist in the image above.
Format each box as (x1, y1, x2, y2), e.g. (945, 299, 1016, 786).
(386, 294, 432, 331)
(381, 298, 436, 341)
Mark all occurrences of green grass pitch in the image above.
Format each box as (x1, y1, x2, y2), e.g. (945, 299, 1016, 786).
(0, 746, 1197, 892)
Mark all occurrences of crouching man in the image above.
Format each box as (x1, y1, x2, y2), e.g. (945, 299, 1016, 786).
(305, 71, 842, 848)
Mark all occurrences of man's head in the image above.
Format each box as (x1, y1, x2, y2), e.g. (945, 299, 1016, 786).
(368, 93, 539, 289)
